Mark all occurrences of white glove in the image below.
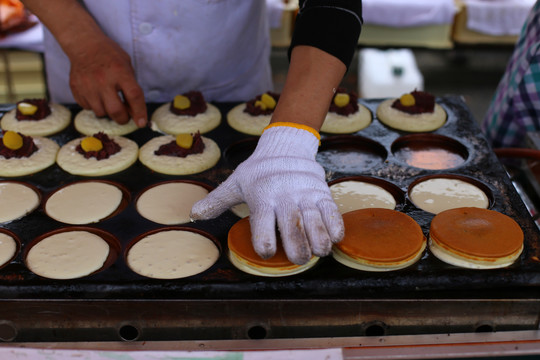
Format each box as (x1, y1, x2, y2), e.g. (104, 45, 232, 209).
(190, 123, 344, 265)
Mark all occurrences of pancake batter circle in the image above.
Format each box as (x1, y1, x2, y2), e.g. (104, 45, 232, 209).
(376, 98, 447, 132)
(26, 230, 111, 280)
(126, 229, 220, 279)
(0, 231, 18, 268)
(330, 180, 397, 214)
(45, 181, 125, 224)
(0, 181, 40, 223)
(56, 135, 139, 176)
(74, 109, 139, 136)
(151, 102, 221, 135)
(0, 136, 59, 177)
(1, 103, 71, 136)
(226, 103, 271, 136)
(136, 181, 210, 225)
(139, 135, 220, 175)
(409, 177, 489, 214)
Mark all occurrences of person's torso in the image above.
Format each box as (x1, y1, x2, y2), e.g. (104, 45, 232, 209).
(44, 0, 273, 103)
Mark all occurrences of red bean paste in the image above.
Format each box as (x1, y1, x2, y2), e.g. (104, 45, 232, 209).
(244, 92, 280, 116)
(391, 90, 435, 114)
(0, 131, 38, 159)
(76, 132, 121, 160)
(15, 98, 52, 120)
(169, 91, 208, 116)
(329, 88, 359, 116)
(154, 131, 205, 157)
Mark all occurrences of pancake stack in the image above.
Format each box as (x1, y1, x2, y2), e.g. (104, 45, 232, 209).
(333, 208, 426, 271)
(228, 217, 319, 277)
(429, 207, 524, 269)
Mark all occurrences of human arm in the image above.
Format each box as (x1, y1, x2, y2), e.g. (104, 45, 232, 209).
(191, 1, 362, 264)
(20, 0, 147, 127)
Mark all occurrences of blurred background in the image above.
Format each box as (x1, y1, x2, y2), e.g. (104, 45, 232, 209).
(0, 0, 528, 126)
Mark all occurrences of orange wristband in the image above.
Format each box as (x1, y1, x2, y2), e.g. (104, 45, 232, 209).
(263, 122, 321, 142)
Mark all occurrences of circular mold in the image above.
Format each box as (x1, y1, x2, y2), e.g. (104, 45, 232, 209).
(0, 181, 41, 223)
(328, 176, 405, 213)
(317, 135, 387, 173)
(408, 174, 494, 214)
(124, 227, 221, 279)
(0, 228, 21, 270)
(223, 137, 258, 168)
(43, 180, 130, 225)
(135, 180, 214, 225)
(391, 134, 468, 170)
(23, 227, 121, 280)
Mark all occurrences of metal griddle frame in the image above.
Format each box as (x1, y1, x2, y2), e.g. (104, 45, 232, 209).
(0, 97, 539, 343)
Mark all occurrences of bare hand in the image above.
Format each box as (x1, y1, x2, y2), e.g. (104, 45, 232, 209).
(68, 37, 147, 127)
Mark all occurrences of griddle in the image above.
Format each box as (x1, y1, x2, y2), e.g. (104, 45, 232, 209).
(0, 96, 539, 343)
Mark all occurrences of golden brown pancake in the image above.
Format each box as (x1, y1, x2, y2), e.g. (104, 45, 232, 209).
(429, 207, 523, 269)
(227, 217, 319, 277)
(332, 208, 426, 271)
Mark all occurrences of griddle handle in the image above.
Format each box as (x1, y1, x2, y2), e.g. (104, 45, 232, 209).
(494, 148, 540, 161)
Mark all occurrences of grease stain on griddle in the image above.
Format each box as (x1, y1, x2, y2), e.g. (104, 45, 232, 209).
(317, 135, 387, 173)
(392, 134, 468, 170)
(223, 137, 258, 168)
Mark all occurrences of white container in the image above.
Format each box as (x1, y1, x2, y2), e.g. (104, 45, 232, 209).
(358, 48, 424, 99)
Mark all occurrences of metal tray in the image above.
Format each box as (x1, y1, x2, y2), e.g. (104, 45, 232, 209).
(0, 96, 539, 342)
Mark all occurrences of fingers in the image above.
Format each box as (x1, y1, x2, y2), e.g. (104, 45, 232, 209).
(299, 201, 333, 257)
(276, 203, 312, 265)
(102, 89, 130, 124)
(68, 44, 146, 127)
(318, 198, 345, 244)
(272, 199, 343, 265)
(250, 206, 278, 260)
(123, 86, 148, 127)
(190, 179, 243, 220)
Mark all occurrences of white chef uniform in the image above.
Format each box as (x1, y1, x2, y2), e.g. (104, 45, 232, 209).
(42, 0, 273, 104)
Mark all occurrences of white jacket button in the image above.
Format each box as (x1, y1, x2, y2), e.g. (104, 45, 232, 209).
(147, 89, 161, 102)
(139, 22, 153, 35)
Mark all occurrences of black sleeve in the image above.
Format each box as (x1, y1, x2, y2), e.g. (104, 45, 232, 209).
(288, 0, 363, 69)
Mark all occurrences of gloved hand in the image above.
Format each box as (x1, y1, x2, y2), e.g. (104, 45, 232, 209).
(190, 122, 344, 265)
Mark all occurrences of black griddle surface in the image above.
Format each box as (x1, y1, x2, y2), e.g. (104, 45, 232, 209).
(1, 97, 539, 301)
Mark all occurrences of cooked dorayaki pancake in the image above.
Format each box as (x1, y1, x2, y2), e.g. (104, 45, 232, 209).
(228, 217, 319, 277)
(138, 135, 220, 175)
(74, 109, 138, 136)
(332, 208, 426, 271)
(376, 98, 446, 132)
(151, 102, 221, 135)
(429, 207, 523, 269)
(57, 135, 138, 176)
(321, 103, 372, 134)
(1, 103, 71, 136)
(226, 92, 279, 136)
(226, 104, 271, 136)
(0, 136, 59, 177)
